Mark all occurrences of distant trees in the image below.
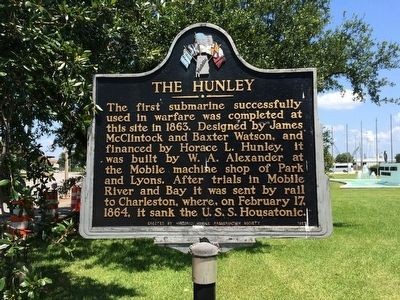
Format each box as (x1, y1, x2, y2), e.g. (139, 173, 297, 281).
(322, 127, 334, 172)
(395, 154, 400, 163)
(57, 152, 84, 172)
(335, 152, 355, 163)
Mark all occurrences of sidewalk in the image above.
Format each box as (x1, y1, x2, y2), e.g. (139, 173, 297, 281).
(58, 194, 72, 208)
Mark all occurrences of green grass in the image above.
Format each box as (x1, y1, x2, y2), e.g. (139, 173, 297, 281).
(31, 182, 400, 299)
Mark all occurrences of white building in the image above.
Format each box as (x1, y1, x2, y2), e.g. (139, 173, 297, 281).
(379, 163, 400, 185)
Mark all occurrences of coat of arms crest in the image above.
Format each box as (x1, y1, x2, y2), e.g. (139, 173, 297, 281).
(180, 33, 226, 77)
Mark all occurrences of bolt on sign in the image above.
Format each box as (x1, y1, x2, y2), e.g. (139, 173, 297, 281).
(80, 23, 332, 249)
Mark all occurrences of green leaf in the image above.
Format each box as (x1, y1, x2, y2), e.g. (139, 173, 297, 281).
(22, 265, 29, 273)
(10, 189, 20, 200)
(95, 104, 103, 112)
(20, 280, 29, 288)
(40, 277, 52, 286)
(0, 243, 10, 250)
(57, 62, 66, 70)
(0, 179, 10, 187)
(0, 277, 5, 291)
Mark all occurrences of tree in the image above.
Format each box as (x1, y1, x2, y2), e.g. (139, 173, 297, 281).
(322, 127, 334, 172)
(0, 2, 92, 295)
(2, 0, 400, 172)
(150, 0, 400, 103)
(0, 1, 94, 185)
(395, 153, 400, 163)
(2, 1, 400, 295)
(335, 152, 354, 163)
(57, 152, 84, 172)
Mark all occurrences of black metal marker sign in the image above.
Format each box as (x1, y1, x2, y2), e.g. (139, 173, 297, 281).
(80, 23, 332, 244)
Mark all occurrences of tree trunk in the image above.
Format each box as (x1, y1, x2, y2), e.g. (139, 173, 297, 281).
(0, 108, 12, 214)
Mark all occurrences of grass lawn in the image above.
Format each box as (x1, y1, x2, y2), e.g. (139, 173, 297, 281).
(31, 182, 400, 299)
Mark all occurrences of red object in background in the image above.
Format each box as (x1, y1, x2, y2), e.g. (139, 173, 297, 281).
(71, 186, 81, 212)
(44, 190, 59, 221)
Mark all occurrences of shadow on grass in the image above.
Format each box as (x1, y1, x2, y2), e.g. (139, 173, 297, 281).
(240, 240, 271, 253)
(31, 237, 191, 299)
(221, 240, 272, 257)
(78, 237, 191, 271)
(35, 235, 191, 272)
(40, 267, 140, 299)
(333, 221, 360, 228)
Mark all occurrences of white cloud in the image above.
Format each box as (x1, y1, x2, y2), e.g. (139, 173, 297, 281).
(393, 112, 400, 124)
(392, 125, 400, 141)
(378, 130, 391, 142)
(322, 123, 345, 132)
(317, 90, 363, 110)
(363, 130, 375, 143)
(349, 128, 360, 136)
(332, 124, 345, 132)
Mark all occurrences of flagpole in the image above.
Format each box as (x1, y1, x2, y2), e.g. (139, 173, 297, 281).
(390, 114, 393, 163)
(375, 118, 378, 166)
(360, 121, 363, 168)
(346, 123, 349, 162)
(331, 126, 334, 160)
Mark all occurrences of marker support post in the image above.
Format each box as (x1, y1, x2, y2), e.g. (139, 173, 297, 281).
(189, 241, 220, 300)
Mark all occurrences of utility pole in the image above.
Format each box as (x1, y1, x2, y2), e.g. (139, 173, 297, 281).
(390, 114, 393, 162)
(375, 118, 378, 165)
(346, 123, 349, 163)
(360, 121, 363, 168)
(331, 126, 334, 160)
(64, 150, 69, 181)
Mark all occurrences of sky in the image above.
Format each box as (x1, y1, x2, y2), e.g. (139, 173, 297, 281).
(39, 0, 400, 162)
(319, 0, 400, 162)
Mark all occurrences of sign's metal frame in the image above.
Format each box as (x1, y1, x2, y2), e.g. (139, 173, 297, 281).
(80, 23, 332, 248)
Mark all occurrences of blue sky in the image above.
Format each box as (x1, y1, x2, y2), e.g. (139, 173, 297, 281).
(319, 0, 400, 161)
(40, 1, 400, 161)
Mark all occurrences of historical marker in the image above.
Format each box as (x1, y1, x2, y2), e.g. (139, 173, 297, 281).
(80, 23, 332, 247)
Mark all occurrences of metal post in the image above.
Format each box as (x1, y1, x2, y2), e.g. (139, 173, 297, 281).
(189, 240, 220, 300)
(390, 114, 393, 162)
(64, 149, 69, 181)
